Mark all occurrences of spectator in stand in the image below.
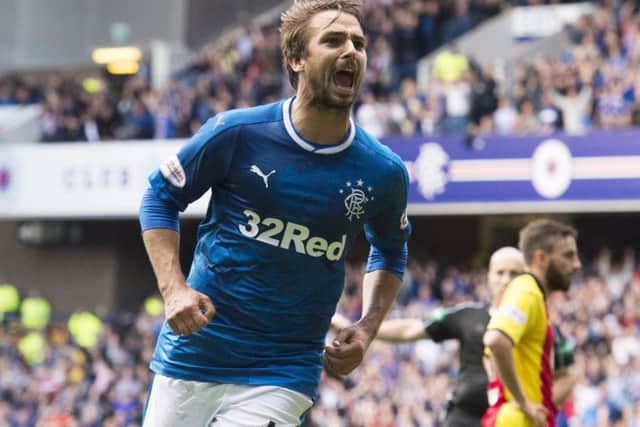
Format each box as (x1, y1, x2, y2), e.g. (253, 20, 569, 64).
(391, 7, 420, 88)
(514, 98, 542, 134)
(536, 92, 561, 134)
(420, 91, 445, 135)
(442, 0, 472, 43)
(364, 36, 394, 97)
(417, 0, 441, 56)
(469, 64, 498, 127)
(442, 70, 472, 134)
(6, 0, 640, 143)
(596, 77, 634, 129)
(3, 243, 640, 425)
(356, 92, 388, 138)
(550, 84, 592, 135)
(433, 44, 469, 85)
(493, 97, 518, 135)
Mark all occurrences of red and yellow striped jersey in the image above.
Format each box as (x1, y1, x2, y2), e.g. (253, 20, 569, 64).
(483, 274, 555, 427)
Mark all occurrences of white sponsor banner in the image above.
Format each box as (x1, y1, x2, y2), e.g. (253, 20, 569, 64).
(511, 3, 594, 39)
(0, 141, 211, 219)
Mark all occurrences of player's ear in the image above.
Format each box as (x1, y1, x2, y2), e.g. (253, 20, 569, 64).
(289, 56, 305, 73)
(533, 248, 547, 268)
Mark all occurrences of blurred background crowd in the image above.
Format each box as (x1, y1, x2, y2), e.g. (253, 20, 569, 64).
(3, 0, 639, 143)
(4, 0, 640, 426)
(2, 248, 640, 426)
(312, 248, 640, 427)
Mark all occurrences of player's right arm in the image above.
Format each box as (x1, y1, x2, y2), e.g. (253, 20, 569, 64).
(142, 228, 215, 335)
(140, 114, 237, 335)
(484, 330, 546, 426)
(376, 318, 428, 342)
(483, 280, 547, 427)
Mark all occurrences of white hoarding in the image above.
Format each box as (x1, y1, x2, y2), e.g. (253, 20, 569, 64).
(0, 141, 210, 219)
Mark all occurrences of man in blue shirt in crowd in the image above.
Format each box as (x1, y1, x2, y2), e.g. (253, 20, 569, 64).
(139, 1, 412, 425)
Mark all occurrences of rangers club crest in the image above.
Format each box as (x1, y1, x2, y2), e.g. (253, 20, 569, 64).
(414, 143, 449, 200)
(340, 179, 374, 222)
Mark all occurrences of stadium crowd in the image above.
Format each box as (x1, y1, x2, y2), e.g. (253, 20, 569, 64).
(3, 0, 634, 143)
(1, 248, 640, 426)
(309, 248, 640, 427)
(3, 1, 640, 426)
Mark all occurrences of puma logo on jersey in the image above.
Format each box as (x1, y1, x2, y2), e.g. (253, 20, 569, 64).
(212, 114, 225, 130)
(250, 165, 276, 188)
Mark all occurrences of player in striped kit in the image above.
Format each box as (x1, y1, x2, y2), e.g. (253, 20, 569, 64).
(483, 220, 581, 427)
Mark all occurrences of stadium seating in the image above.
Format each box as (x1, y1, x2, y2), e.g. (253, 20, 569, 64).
(2, 250, 639, 425)
(6, 0, 631, 143)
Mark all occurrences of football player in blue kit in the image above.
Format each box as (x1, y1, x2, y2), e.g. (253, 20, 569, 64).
(138, 1, 412, 425)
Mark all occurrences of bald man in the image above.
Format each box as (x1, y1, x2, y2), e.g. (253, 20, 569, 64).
(331, 247, 524, 426)
(333, 247, 576, 426)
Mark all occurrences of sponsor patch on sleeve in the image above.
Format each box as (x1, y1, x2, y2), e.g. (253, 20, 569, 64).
(160, 154, 186, 188)
(400, 208, 409, 230)
(500, 303, 527, 326)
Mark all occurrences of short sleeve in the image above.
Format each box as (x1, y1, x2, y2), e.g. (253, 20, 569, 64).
(149, 114, 238, 211)
(553, 324, 575, 370)
(487, 278, 538, 345)
(426, 306, 461, 342)
(364, 161, 411, 252)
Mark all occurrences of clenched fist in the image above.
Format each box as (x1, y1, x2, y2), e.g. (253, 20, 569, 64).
(164, 285, 215, 336)
(324, 325, 371, 376)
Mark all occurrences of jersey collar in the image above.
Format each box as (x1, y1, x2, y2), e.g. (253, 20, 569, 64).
(282, 97, 355, 155)
(524, 272, 547, 299)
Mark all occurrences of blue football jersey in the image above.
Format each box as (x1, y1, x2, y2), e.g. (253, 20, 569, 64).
(148, 98, 411, 398)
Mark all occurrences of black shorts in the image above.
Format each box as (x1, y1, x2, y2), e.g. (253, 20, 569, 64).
(443, 404, 482, 427)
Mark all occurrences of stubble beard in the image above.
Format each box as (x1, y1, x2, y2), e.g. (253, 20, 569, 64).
(305, 71, 357, 112)
(546, 259, 571, 292)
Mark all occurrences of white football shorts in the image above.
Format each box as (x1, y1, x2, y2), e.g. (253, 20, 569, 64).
(142, 374, 313, 427)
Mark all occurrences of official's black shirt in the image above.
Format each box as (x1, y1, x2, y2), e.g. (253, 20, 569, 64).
(553, 323, 575, 371)
(426, 302, 491, 419)
(425, 303, 575, 425)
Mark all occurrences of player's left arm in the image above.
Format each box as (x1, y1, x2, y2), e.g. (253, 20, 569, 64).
(359, 269, 404, 341)
(324, 161, 411, 376)
(552, 324, 576, 406)
(324, 270, 403, 376)
(553, 368, 576, 407)
(358, 160, 412, 343)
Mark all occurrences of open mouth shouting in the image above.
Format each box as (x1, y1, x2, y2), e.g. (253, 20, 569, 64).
(332, 68, 356, 92)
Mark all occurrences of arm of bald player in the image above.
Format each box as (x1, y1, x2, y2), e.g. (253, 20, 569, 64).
(325, 270, 401, 375)
(376, 318, 428, 342)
